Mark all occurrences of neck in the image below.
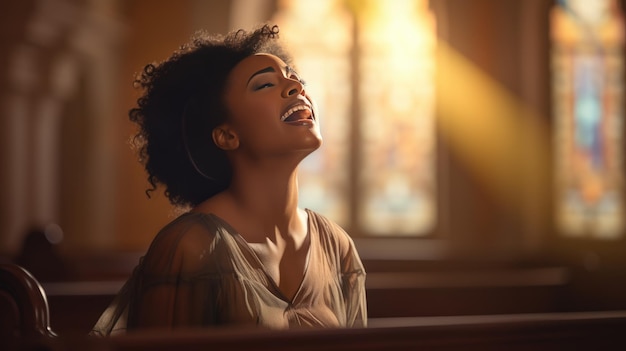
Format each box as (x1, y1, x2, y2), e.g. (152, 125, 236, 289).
(226, 158, 301, 223)
(193, 154, 310, 243)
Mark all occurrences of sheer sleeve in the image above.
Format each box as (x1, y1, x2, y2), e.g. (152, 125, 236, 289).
(308, 210, 368, 328)
(341, 236, 368, 328)
(128, 215, 222, 329)
(91, 213, 223, 336)
(89, 272, 132, 336)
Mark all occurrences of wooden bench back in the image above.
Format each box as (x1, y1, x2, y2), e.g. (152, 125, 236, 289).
(0, 263, 56, 350)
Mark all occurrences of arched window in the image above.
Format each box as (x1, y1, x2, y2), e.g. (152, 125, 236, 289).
(274, 0, 437, 236)
(551, 0, 625, 238)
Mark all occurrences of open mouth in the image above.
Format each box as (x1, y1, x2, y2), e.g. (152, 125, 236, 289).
(280, 104, 313, 123)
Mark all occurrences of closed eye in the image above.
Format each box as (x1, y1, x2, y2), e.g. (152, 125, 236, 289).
(254, 82, 275, 90)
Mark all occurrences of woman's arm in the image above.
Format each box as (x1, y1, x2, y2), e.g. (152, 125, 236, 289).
(131, 219, 219, 329)
(341, 239, 368, 328)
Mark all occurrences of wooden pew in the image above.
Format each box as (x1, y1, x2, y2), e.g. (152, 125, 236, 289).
(0, 263, 57, 351)
(38, 257, 574, 333)
(5, 261, 626, 350)
(37, 251, 138, 335)
(43, 280, 125, 335)
(42, 310, 626, 351)
(40, 267, 570, 334)
(366, 265, 571, 318)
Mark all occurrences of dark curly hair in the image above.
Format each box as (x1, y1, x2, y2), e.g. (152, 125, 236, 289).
(129, 24, 292, 208)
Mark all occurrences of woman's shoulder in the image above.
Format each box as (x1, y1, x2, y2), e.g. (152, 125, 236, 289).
(306, 209, 355, 252)
(150, 212, 222, 247)
(141, 212, 229, 274)
(307, 208, 348, 233)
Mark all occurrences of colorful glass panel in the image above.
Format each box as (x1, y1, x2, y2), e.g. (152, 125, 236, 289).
(274, 0, 437, 236)
(552, 0, 625, 238)
(356, 0, 437, 235)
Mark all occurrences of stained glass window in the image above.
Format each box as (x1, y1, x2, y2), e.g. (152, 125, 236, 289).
(356, 0, 436, 235)
(551, 0, 625, 238)
(274, 0, 437, 236)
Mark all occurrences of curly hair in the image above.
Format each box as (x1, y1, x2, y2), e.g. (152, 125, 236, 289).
(129, 24, 292, 208)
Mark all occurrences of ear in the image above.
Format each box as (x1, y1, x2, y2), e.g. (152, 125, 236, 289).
(212, 124, 240, 151)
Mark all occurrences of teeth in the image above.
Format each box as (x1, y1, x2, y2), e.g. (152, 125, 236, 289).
(281, 105, 311, 122)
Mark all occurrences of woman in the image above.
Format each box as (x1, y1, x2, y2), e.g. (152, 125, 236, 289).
(91, 24, 367, 335)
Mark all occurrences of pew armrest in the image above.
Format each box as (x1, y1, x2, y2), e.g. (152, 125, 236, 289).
(0, 263, 57, 350)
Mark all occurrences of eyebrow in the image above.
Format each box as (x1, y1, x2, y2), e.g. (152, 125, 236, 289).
(247, 66, 276, 85)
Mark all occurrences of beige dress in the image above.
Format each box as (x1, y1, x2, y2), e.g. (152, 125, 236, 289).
(90, 209, 367, 335)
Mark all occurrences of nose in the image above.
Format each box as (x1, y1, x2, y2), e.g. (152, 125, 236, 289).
(282, 78, 304, 98)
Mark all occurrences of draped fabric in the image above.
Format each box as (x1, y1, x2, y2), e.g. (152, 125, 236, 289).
(90, 209, 367, 336)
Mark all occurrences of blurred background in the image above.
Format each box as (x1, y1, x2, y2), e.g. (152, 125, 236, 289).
(1, 0, 626, 334)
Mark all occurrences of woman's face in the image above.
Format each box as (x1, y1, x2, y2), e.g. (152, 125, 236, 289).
(220, 53, 322, 160)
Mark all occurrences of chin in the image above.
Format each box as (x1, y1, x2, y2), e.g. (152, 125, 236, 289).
(309, 135, 323, 150)
(299, 138, 322, 157)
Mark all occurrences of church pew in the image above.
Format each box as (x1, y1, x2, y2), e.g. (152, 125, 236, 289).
(39, 264, 572, 333)
(43, 280, 125, 335)
(43, 310, 626, 351)
(366, 266, 570, 317)
(9, 257, 626, 350)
